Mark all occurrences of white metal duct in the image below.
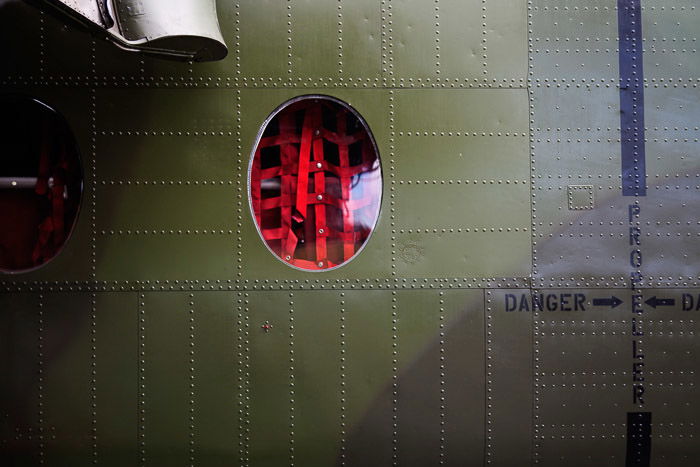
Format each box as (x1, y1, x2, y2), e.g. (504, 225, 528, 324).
(39, 0, 228, 61)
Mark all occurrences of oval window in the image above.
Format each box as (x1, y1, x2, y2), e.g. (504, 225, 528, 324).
(0, 96, 83, 273)
(250, 96, 382, 270)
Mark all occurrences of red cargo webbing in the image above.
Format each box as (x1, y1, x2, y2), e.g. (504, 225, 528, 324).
(251, 100, 378, 270)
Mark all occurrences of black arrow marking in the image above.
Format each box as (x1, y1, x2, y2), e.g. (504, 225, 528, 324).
(592, 296, 623, 308)
(644, 296, 675, 309)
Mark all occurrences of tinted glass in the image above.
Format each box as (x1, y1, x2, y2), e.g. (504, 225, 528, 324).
(250, 97, 381, 270)
(0, 96, 83, 273)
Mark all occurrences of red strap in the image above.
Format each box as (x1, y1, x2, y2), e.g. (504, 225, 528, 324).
(337, 108, 355, 261)
(260, 192, 374, 211)
(311, 106, 327, 264)
(294, 110, 314, 222)
(280, 112, 298, 259)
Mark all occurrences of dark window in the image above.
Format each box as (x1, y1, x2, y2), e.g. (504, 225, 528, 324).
(0, 96, 83, 273)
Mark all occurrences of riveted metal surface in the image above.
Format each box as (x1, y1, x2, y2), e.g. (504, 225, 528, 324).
(93, 32, 143, 78)
(395, 132, 528, 180)
(389, 0, 527, 85)
(388, 289, 485, 466)
(140, 292, 192, 465)
(534, 290, 632, 423)
(93, 292, 139, 467)
(338, 289, 394, 466)
(41, 9, 93, 77)
(486, 289, 533, 465)
(3, 0, 700, 464)
(0, 293, 40, 466)
(391, 0, 483, 83)
(639, 289, 700, 467)
(190, 292, 241, 464)
(643, 0, 700, 82)
(529, 0, 619, 82)
(286, 290, 342, 466)
(289, 1, 342, 81)
(39, 293, 93, 465)
(245, 291, 293, 466)
(483, 0, 529, 81)
(97, 88, 236, 133)
(440, 289, 486, 465)
(237, 1, 292, 82)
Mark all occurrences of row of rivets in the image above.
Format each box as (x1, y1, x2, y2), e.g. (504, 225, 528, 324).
(288, 291, 295, 466)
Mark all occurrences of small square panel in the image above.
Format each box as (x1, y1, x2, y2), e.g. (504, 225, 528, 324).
(568, 185, 594, 210)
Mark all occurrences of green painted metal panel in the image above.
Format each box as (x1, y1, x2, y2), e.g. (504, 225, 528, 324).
(394, 134, 529, 182)
(338, 0, 382, 82)
(141, 292, 192, 465)
(97, 88, 235, 134)
(486, 289, 533, 465)
(288, 290, 342, 466)
(42, 13, 93, 77)
(530, 0, 618, 80)
(238, 0, 291, 81)
(531, 0, 618, 43)
(394, 290, 444, 466)
(441, 289, 485, 465)
(95, 231, 237, 281)
(94, 292, 139, 467)
(97, 184, 235, 232)
(393, 89, 528, 133)
(290, 1, 339, 81)
(532, 140, 620, 180)
(246, 291, 292, 467)
(392, 289, 485, 466)
(530, 289, 638, 466)
(394, 183, 529, 228)
(139, 53, 193, 80)
(338, 289, 394, 466)
(42, 293, 93, 466)
(93, 33, 143, 78)
(484, 0, 528, 81)
(394, 230, 531, 279)
(2, 1, 700, 465)
(391, 0, 481, 83)
(191, 292, 241, 464)
(0, 293, 40, 467)
(531, 86, 620, 133)
(97, 134, 237, 182)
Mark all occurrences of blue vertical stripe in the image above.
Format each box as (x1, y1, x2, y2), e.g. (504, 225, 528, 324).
(618, 0, 647, 196)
